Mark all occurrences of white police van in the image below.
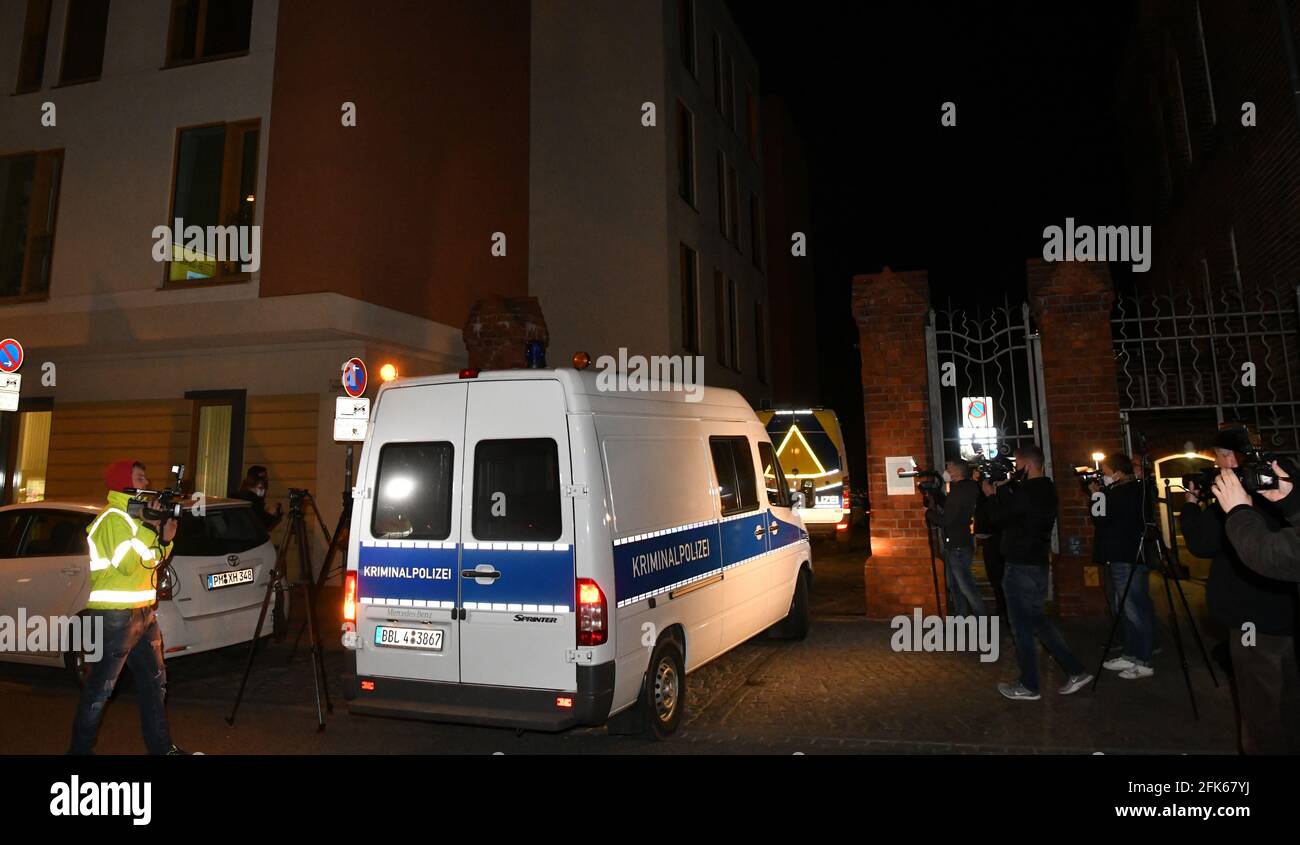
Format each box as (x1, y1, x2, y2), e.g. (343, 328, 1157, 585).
(340, 367, 811, 738)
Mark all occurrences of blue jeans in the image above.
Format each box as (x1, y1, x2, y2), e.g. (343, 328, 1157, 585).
(944, 545, 986, 616)
(1107, 561, 1155, 663)
(69, 607, 173, 755)
(1003, 563, 1085, 694)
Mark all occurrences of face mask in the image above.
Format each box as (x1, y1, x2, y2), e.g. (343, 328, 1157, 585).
(254, 488, 266, 498)
(941, 471, 952, 483)
(1102, 474, 1115, 486)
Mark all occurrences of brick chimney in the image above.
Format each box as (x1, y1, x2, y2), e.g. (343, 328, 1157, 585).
(463, 295, 549, 370)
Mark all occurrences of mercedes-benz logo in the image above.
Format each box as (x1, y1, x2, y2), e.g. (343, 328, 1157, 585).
(227, 554, 240, 567)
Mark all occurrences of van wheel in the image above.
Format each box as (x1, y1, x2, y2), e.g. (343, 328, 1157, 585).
(644, 638, 685, 739)
(609, 636, 686, 739)
(778, 570, 811, 640)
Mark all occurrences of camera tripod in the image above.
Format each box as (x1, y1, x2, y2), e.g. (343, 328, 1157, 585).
(226, 489, 334, 731)
(1090, 462, 1219, 718)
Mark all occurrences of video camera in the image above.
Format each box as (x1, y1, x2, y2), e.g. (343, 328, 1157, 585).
(896, 467, 945, 508)
(1073, 466, 1105, 487)
(125, 464, 188, 523)
(971, 443, 1017, 484)
(1183, 426, 1287, 501)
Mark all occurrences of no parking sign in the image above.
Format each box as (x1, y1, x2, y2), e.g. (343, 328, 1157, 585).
(0, 338, 23, 373)
(342, 357, 367, 398)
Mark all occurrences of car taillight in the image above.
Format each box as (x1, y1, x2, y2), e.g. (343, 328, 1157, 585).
(576, 578, 607, 646)
(343, 572, 357, 623)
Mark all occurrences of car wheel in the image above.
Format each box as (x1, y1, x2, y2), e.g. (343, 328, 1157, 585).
(778, 569, 812, 641)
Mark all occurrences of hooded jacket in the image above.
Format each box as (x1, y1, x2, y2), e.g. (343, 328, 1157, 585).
(85, 490, 173, 610)
(1181, 494, 1296, 635)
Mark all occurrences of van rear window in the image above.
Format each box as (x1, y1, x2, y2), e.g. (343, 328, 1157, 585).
(472, 439, 562, 541)
(709, 436, 759, 515)
(372, 442, 454, 541)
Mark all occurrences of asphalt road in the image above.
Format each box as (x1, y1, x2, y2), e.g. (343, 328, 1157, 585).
(0, 534, 1240, 755)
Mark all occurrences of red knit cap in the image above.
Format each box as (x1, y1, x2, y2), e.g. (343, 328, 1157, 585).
(105, 459, 140, 493)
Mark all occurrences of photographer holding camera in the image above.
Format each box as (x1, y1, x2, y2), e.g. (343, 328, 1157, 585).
(1088, 454, 1156, 678)
(68, 459, 195, 755)
(1217, 458, 1300, 583)
(983, 445, 1092, 700)
(926, 459, 985, 616)
(1181, 427, 1298, 754)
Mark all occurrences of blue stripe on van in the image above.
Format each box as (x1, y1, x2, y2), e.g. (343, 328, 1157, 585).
(459, 545, 575, 610)
(613, 522, 723, 607)
(769, 514, 808, 549)
(357, 544, 459, 606)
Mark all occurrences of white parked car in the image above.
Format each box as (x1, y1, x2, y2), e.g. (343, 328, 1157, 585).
(0, 498, 282, 680)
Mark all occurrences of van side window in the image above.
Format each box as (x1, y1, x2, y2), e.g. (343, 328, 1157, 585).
(757, 442, 790, 508)
(709, 435, 759, 515)
(372, 442, 454, 541)
(472, 438, 562, 541)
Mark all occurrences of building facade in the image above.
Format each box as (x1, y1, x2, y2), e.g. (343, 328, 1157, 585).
(529, 0, 771, 402)
(0, 0, 776, 565)
(0, 0, 530, 562)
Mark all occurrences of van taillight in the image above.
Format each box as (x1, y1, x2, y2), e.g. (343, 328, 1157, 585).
(343, 572, 357, 623)
(842, 483, 851, 511)
(458, 368, 480, 379)
(576, 578, 607, 646)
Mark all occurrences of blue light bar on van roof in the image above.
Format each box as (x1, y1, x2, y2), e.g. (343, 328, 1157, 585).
(773, 409, 816, 415)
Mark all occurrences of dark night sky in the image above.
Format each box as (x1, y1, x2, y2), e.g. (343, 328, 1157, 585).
(729, 1, 1137, 477)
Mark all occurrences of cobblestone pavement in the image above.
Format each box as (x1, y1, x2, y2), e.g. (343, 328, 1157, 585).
(0, 538, 1240, 754)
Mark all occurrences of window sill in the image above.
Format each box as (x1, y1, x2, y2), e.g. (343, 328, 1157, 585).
(160, 273, 252, 291)
(0, 293, 51, 305)
(161, 50, 250, 71)
(51, 76, 102, 89)
(11, 86, 43, 96)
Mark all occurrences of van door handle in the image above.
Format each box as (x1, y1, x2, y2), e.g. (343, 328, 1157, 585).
(461, 568, 502, 580)
(753, 524, 765, 540)
(768, 521, 779, 536)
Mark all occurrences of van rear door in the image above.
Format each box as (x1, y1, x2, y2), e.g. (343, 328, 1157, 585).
(458, 379, 576, 691)
(355, 383, 466, 684)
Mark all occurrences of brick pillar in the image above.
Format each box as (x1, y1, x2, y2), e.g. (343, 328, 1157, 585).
(463, 295, 549, 370)
(852, 268, 940, 619)
(1026, 259, 1121, 616)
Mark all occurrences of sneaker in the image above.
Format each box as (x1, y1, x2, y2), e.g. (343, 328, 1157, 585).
(1118, 664, 1154, 680)
(165, 745, 204, 756)
(1058, 673, 1094, 695)
(1103, 656, 1136, 671)
(998, 681, 1041, 701)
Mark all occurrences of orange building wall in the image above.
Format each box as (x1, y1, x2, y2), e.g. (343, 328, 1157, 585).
(259, 0, 531, 327)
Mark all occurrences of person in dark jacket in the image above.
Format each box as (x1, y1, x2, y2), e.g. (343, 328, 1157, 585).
(1089, 454, 1156, 678)
(1182, 429, 1298, 754)
(1219, 459, 1300, 585)
(926, 460, 984, 617)
(233, 465, 282, 532)
(983, 445, 1091, 701)
(975, 483, 1008, 625)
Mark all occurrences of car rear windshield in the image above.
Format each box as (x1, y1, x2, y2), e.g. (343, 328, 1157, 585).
(174, 506, 269, 557)
(472, 438, 562, 541)
(372, 442, 455, 541)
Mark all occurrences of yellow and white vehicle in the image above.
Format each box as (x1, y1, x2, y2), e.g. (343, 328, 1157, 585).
(757, 408, 852, 542)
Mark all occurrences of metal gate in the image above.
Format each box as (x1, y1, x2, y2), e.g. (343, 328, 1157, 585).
(924, 298, 1051, 474)
(1112, 283, 1300, 459)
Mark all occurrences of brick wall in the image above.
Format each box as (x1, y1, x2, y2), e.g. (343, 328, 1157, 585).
(1027, 259, 1121, 616)
(463, 296, 550, 370)
(852, 268, 944, 619)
